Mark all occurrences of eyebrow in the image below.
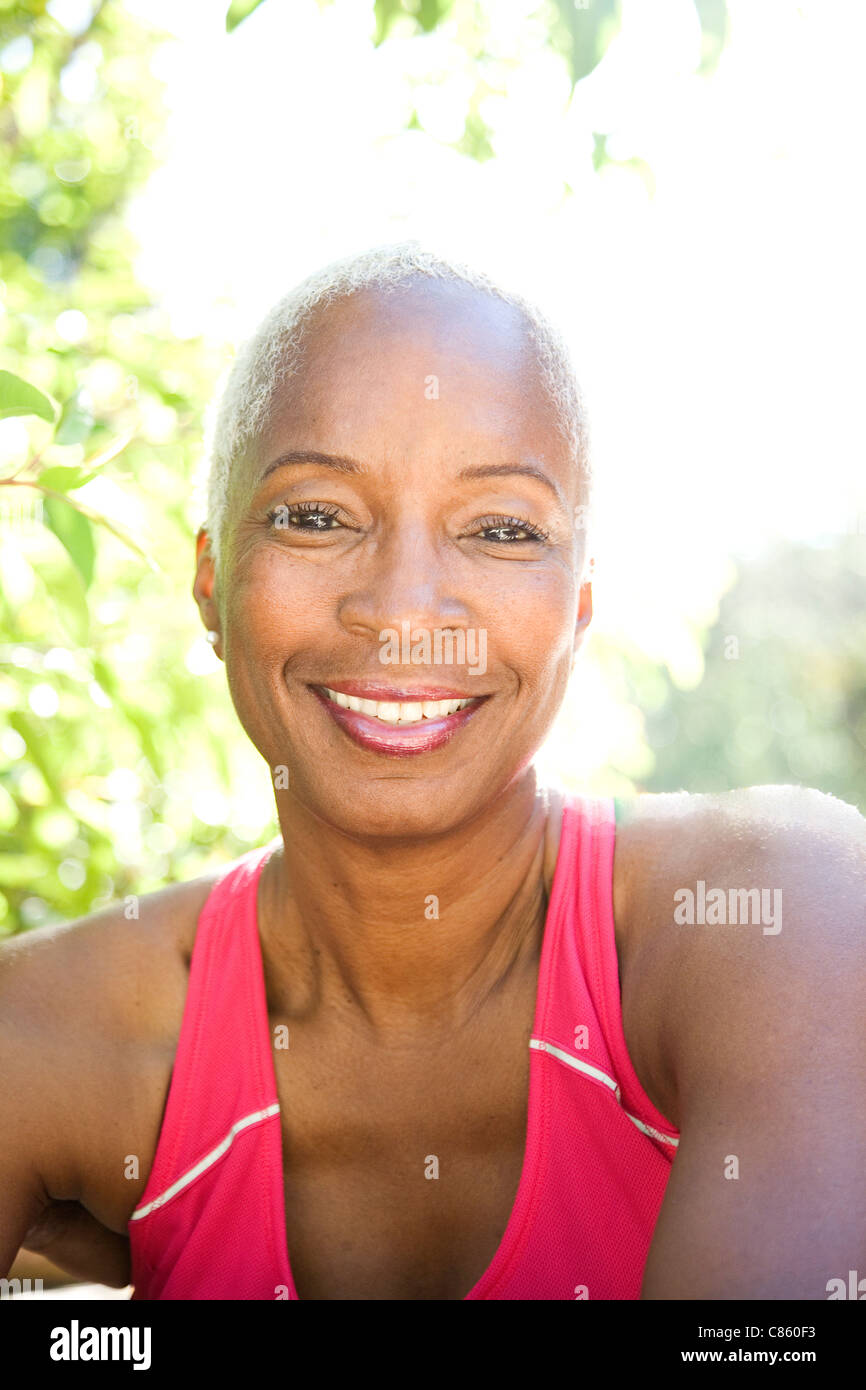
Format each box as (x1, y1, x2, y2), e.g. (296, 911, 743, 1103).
(260, 450, 362, 481)
(457, 463, 565, 507)
(259, 452, 565, 507)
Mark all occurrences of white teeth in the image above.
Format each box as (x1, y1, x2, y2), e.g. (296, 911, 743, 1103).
(322, 688, 474, 724)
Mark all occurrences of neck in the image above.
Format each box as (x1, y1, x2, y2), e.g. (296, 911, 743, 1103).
(258, 772, 561, 1038)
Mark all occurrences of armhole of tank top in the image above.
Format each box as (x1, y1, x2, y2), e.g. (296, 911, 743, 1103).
(583, 795, 680, 1142)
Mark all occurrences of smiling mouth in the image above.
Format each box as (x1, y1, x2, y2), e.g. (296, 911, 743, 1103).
(317, 686, 478, 725)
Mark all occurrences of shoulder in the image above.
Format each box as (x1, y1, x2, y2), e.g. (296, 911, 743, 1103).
(0, 868, 225, 1042)
(0, 867, 226, 1211)
(614, 784, 865, 955)
(612, 786, 866, 1127)
(615, 783, 865, 908)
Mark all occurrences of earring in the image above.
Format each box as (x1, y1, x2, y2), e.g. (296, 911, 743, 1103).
(206, 630, 219, 645)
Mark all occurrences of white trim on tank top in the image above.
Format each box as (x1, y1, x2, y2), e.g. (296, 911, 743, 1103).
(130, 1102, 281, 1221)
(132, 1036, 679, 1222)
(528, 1037, 680, 1147)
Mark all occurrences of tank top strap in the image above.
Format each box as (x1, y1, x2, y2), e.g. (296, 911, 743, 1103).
(131, 843, 279, 1226)
(536, 793, 678, 1147)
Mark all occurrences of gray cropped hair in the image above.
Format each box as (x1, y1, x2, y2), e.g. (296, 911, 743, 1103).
(197, 240, 591, 572)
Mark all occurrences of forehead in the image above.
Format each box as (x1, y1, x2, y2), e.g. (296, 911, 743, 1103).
(248, 280, 564, 467)
(301, 279, 532, 371)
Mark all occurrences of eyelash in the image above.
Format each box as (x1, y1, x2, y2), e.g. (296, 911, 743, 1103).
(265, 501, 341, 530)
(265, 502, 550, 544)
(468, 513, 551, 544)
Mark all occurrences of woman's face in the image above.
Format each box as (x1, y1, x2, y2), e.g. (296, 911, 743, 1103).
(199, 279, 591, 838)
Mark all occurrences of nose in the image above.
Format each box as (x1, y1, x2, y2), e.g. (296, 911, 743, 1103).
(337, 521, 472, 645)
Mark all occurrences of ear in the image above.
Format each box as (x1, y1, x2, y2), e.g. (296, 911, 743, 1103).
(192, 527, 223, 660)
(573, 562, 593, 663)
(571, 502, 594, 663)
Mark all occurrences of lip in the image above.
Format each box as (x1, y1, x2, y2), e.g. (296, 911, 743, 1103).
(310, 684, 488, 757)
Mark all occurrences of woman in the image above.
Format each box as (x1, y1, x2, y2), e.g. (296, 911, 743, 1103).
(2, 243, 864, 1300)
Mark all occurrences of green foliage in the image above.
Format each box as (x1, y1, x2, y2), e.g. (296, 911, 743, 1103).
(638, 539, 866, 812)
(547, 0, 622, 87)
(232, 0, 733, 171)
(0, 0, 276, 937)
(372, 0, 452, 45)
(225, 0, 267, 33)
(42, 491, 95, 588)
(0, 368, 56, 421)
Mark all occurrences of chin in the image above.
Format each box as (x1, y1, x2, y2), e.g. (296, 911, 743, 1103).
(285, 767, 513, 842)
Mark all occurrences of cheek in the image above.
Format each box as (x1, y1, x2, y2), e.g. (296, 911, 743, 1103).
(221, 557, 313, 725)
(227, 550, 328, 652)
(499, 567, 577, 679)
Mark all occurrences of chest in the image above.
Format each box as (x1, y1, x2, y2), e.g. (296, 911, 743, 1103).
(273, 1013, 533, 1300)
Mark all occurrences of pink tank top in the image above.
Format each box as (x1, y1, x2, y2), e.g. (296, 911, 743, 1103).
(128, 795, 679, 1300)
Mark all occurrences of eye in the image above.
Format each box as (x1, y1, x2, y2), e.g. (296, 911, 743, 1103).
(466, 514, 551, 544)
(266, 501, 343, 531)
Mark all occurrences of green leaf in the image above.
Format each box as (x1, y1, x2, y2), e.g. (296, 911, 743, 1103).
(225, 0, 267, 31)
(34, 464, 96, 493)
(550, 0, 621, 88)
(0, 370, 57, 423)
(55, 388, 95, 446)
(7, 713, 64, 803)
(43, 560, 90, 645)
(374, 0, 405, 45)
(416, 0, 449, 34)
(42, 493, 96, 589)
(457, 109, 495, 162)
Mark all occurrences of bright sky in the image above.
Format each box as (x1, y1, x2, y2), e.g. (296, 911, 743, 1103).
(28, 0, 866, 792)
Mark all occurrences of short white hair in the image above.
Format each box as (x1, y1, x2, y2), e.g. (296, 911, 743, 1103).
(198, 240, 590, 571)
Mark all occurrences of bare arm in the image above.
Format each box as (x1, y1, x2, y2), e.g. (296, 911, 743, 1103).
(0, 1020, 54, 1281)
(0, 930, 90, 1280)
(15, 1202, 131, 1288)
(0, 881, 203, 1289)
(625, 787, 866, 1299)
